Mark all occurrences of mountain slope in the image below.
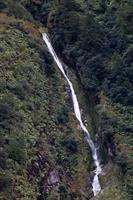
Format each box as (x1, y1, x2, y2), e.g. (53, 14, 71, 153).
(0, 0, 133, 200)
(0, 1, 94, 199)
(24, 0, 133, 199)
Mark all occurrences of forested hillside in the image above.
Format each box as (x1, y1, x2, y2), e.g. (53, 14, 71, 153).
(0, 0, 133, 200)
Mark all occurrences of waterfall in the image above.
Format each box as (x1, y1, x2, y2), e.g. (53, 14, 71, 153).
(42, 33, 102, 196)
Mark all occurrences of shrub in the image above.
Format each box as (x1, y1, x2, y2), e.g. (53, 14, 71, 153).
(115, 153, 128, 174)
(59, 184, 68, 200)
(8, 138, 27, 164)
(0, 149, 8, 169)
(57, 105, 69, 124)
(0, 103, 23, 130)
(61, 138, 78, 153)
(0, 173, 12, 191)
(0, 2, 7, 10)
(7, 80, 31, 100)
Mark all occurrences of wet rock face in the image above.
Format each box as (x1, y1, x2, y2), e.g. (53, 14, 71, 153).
(28, 153, 59, 199)
(27, 153, 50, 181)
(47, 170, 59, 185)
(44, 170, 59, 193)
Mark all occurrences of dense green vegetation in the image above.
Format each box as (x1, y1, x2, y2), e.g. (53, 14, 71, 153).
(0, 1, 92, 199)
(25, 0, 133, 199)
(0, 0, 133, 199)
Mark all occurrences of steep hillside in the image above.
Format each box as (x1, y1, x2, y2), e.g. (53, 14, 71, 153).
(0, 1, 94, 199)
(0, 0, 133, 200)
(24, 0, 133, 199)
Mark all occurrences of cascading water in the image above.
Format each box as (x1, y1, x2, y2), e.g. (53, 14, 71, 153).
(42, 33, 102, 196)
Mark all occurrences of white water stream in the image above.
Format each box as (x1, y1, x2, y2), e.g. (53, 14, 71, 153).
(42, 33, 102, 196)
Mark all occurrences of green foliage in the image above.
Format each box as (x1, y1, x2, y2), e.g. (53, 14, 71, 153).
(57, 105, 69, 124)
(43, 1, 133, 198)
(0, 13, 51, 199)
(0, 149, 8, 169)
(0, 1, 7, 10)
(0, 0, 33, 20)
(7, 80, 32, 100)
(59, 184, 69, 199)
(0, 4, 91, 199)
(97, 100, 133, 199)
(0, 102, 23, 130)
(8, 137, 27, 164)
(0, 0, 132, 199)
(115, 153, 128, 174)
(0, 172, 12, 191)
(46, 0, 133, 106)
(61, 137, 78, 153)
